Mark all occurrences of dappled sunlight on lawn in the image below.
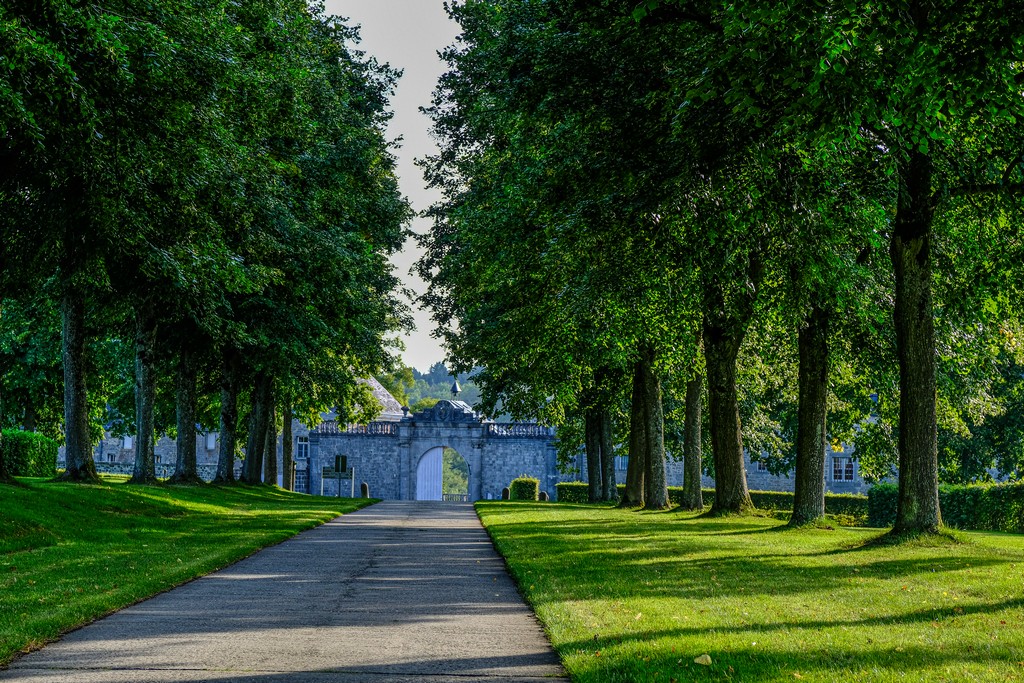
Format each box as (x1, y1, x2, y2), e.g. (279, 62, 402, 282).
(478, 502, 1024, 682)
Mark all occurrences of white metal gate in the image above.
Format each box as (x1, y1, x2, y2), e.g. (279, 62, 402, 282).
(415, 446, 444, 500)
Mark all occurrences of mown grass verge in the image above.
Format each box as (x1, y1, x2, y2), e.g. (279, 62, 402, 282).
(0, 477, 374, 665)
(477, 502, 1024, 683)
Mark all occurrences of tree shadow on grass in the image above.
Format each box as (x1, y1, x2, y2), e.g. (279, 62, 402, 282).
(560, 634, 1023, 683)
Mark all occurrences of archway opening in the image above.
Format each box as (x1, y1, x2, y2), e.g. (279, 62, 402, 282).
(441, 447, 469, 501)
(415, 446, 470, 501)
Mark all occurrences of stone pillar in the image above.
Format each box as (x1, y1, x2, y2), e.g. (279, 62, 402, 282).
(309, 431, 322, 496)
(397, 421, 412, 500)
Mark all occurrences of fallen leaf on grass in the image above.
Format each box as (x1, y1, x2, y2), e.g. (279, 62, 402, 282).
(694, 654, 712, 666)
(635, 612, 643, 620)
(793, 673, 804, 680)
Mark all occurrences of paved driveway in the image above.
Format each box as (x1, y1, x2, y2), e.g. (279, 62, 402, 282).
(1, 501, 566, 682)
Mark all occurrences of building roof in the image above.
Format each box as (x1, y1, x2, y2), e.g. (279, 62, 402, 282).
(360, 377, 405, 420)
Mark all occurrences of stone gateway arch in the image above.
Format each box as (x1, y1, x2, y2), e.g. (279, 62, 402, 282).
(308, 398, 564, 501)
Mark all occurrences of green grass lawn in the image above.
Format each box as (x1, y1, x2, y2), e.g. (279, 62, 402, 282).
(0, 477, 373, 665)
(477, 502, 1024, 683)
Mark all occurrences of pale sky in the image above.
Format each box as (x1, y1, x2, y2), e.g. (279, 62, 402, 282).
(326, 1, 460, 373)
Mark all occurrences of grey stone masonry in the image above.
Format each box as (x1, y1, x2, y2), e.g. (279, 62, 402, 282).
(311, 400, 566, 502)
(578, 442, 871, 495)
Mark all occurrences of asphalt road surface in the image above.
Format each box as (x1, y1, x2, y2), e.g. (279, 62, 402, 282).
(1, 501, 566, 682)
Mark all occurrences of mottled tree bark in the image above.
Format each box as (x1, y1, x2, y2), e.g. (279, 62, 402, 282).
(599, 409, 618, 502)
(0, 363, 8, 483)
(619, 358, 646, 507)
(243, 372, 270, 483)
(130, 306, 158, 484)
(790, 304, 830, 526)
(584, 406, 602, 502)
(59, 288, 97, 481)
(215, 352, 240, 483)
(170, 348, 199, 484)
(263, 385, 277, 486)
(680, 367, 704, 511)
(892, 150, 941, 533)
(704, 312, 753, 515)
(640, 345, 669, 510)
(282, 401, 294, 491)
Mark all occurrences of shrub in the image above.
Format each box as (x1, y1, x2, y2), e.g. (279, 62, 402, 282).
(868, 483, 898, 527)
(555, 482, 589, 503)
(868, 482, 1024, 532)
(0, 430, 59, 478)
(555, 481, 869, 524)
(509, 476, 539, 501)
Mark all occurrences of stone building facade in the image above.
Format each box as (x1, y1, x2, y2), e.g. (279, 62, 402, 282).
(60, 377, 870, 498)
(309, 399, 563, 501)
(586, 440, 869, 495)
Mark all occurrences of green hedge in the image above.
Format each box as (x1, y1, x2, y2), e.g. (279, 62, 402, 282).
(554, 481, 869, 524)
(0, 430, 59, 478)
(869, 481, 1024, 532)
(509, 476, 539, 501)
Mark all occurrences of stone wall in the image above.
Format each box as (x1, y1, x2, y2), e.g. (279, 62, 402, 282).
(90, 461, 242, 481)
(579, 446, 871, 496)
(477, 437, 562, 500)
(313, 433, 401, 499)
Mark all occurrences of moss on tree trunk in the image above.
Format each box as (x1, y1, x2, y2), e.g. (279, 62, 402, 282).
(59, 288, 97, 482)
(599, 409, 618, 502)
(170, 348, 200, 484)
(620, 359, 647, 507)
(704, 314, 753, 515)
(215, 352, 240, 483)
(130, 306, 158, 485)
(790, 304, 829, 526)
(680, 367, 704, 511)
(640, 345, 669, 510)
(892, 150, 941, 534)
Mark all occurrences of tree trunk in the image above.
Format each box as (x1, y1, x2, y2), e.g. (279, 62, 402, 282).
(24, 405, 37, 433)
(640, 345, 669, 510)
(282, 401, 294, 491)
(584, 406, 602, 502)
(170, 348, 199, 484)
(263, 383, 277, 486)
(0, 364, 8, 483)
(243, 372, 270, 483)
(599, 409, 617, 502)
(129, 306, 158, 484)
(620, 358, 646, 507)
(790, 303, 830, 526)
(704, 313, 753, 514)
(680, 366, 704, 511)
(892, 150, 941, 534)
(59, 288, 97, 481)
(215, 352, 240, 483)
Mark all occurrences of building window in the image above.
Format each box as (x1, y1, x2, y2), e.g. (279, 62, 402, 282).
(296, 436, 309, 460)
(755, 459, 768, 472)
(108, 451, 116, 463)
(833, 457, 855, 482)
(614, 455, 629, 471)
(206, 433, 217, 450)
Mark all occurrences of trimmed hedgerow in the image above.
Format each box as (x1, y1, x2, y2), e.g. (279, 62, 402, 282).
(509, 476, 539, 501)
(867, 483, 899, 527)
(868, 482, 1024, 532)
(554, 481, 869, 524)
(0, 430, 58, 479)
(555, 482, 590, 503)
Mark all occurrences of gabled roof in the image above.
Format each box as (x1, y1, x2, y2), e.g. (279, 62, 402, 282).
(360, 377, 405, 420)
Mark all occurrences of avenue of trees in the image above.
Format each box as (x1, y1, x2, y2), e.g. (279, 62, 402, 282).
(0, 1, 409, 485)
(418, 1, 1024, 531)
